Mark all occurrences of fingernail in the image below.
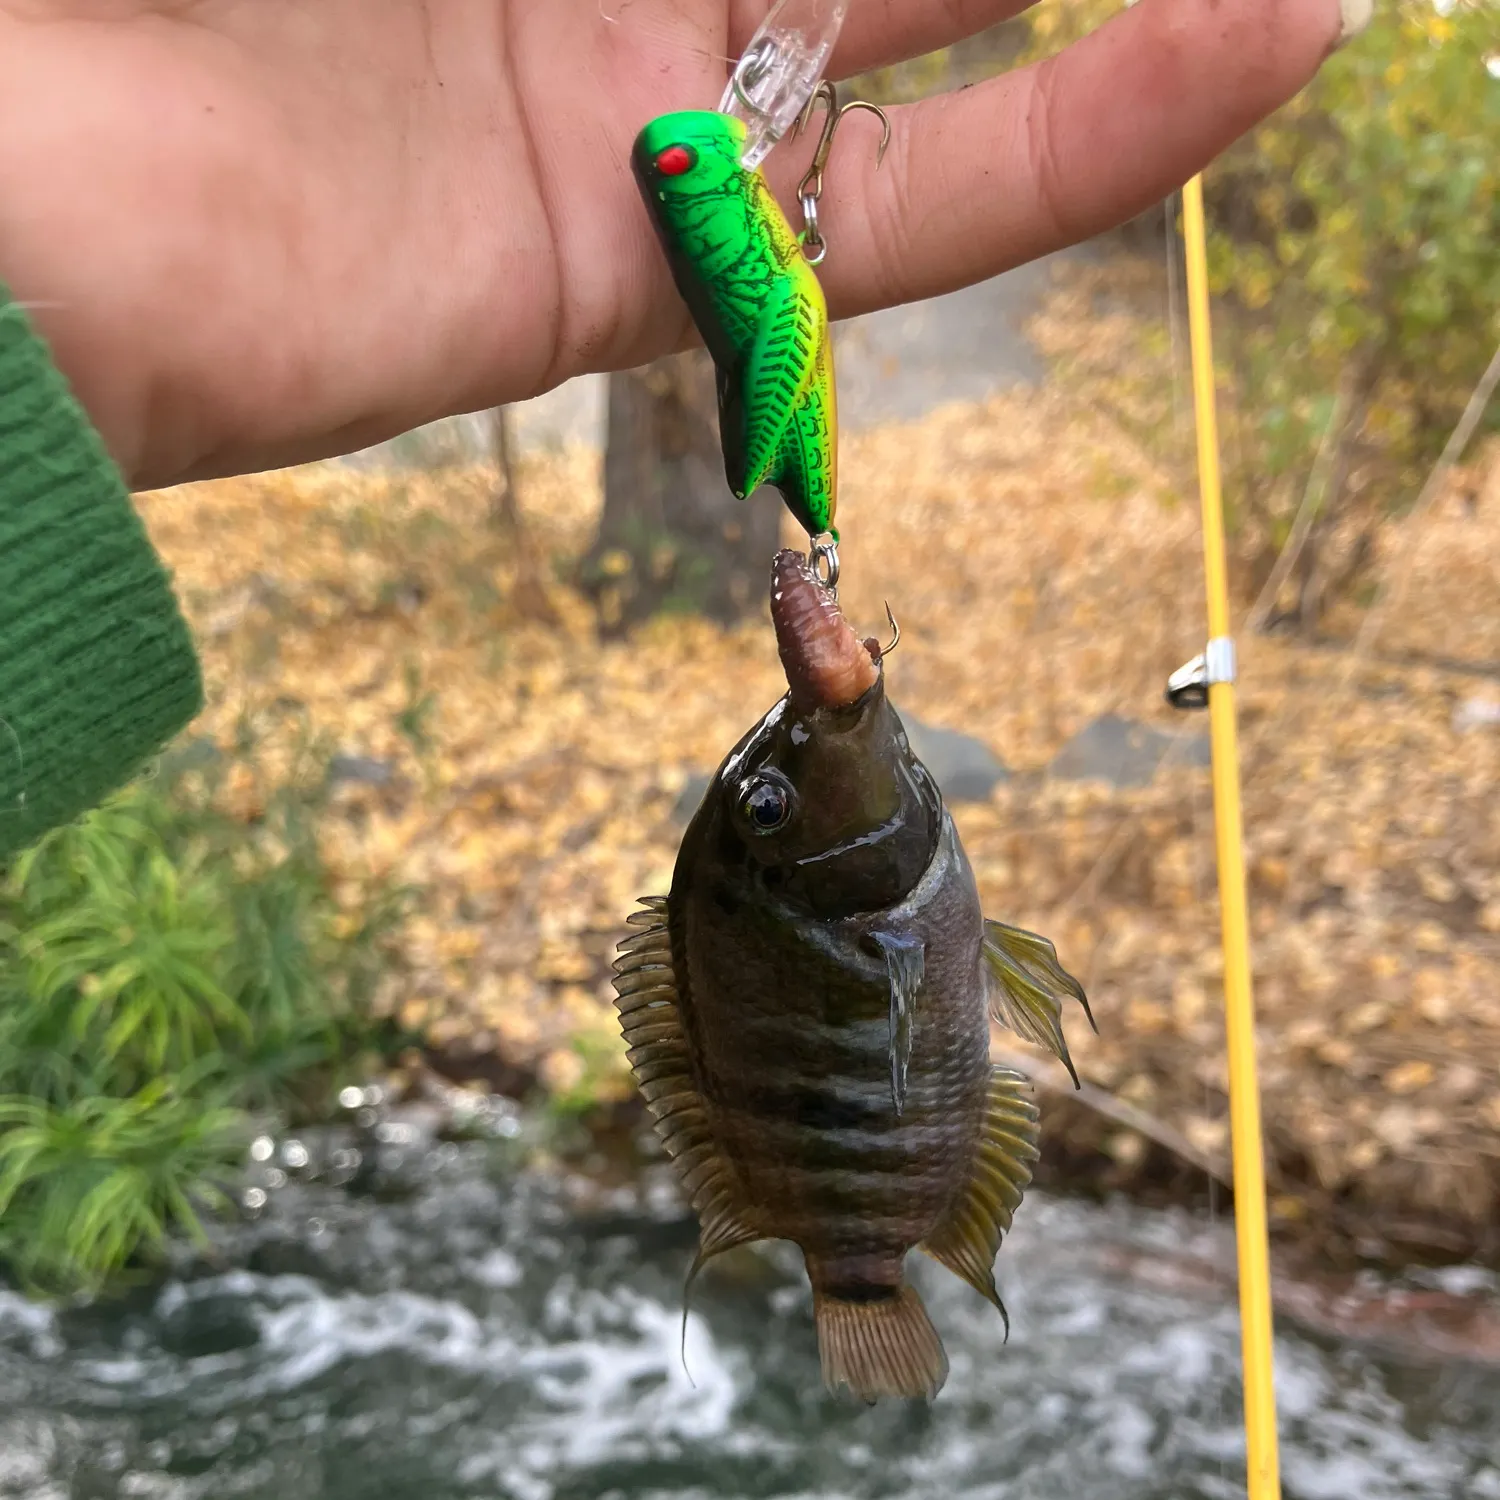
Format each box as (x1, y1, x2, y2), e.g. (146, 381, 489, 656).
(1335, 0, 1373, 48)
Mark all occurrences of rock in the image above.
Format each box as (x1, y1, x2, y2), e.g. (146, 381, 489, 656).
(899, 712, 1011, 802)
(328, 754, 398, 787)
(1048, 713, 1209, 789)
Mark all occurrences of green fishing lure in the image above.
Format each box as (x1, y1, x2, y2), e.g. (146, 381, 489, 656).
(633, 111, 838, 543)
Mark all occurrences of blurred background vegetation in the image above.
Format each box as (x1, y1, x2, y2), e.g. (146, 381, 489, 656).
(870, 0, 1500, 632)
(1, 0, 1496, 1301)
(0, 747, 408, 1294)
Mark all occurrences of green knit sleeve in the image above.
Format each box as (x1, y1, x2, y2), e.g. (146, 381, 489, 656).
(0, 287, 203, 861)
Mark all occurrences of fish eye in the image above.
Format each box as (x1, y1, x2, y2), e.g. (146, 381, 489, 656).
(738, 774, 792, 833)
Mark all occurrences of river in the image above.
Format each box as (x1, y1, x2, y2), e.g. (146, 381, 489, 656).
(2, 1131, 1497, 1500)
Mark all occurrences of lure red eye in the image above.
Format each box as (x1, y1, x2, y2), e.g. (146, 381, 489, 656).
(655, 145, 695, 177)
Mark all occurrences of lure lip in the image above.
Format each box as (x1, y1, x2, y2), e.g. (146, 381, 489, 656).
(770, 549, 879, 712)
(718, 0, 851, 171)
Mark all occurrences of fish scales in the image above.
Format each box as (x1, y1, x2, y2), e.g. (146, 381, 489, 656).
(676, 824, 990, 1269)
(614, 551, 1093, 1403)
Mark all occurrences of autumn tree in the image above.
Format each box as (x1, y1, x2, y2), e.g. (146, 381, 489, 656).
(580, 351, 784, 634)
(1208, 0, 1500, 629)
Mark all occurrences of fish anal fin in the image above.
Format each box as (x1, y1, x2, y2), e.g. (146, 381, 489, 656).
(813, 1284, 949, 1404)
(611, 897, 761, 1269)
(920, 1067, 1041, 1337)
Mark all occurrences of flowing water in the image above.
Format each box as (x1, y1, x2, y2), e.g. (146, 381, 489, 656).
(2, 1131, 1498, 1500)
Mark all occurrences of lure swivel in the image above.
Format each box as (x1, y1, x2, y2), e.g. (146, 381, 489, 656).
(793, 83, 891, 267)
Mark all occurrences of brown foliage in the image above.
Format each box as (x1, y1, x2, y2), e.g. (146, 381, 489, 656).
(137, 264, 1500, 1264)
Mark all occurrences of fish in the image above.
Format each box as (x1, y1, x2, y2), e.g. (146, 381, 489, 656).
(612, 551, 1094, 1402)
(632, 111, 838, 542)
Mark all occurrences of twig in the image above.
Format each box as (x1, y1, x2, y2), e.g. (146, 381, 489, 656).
(489, 407, 560, 625)
(1245, 378, 1351, 634)
(992, 1042, 1234, 1189)
(1344, 338, 1500, 676)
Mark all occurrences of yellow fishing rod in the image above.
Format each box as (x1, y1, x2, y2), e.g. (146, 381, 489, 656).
(1165, 175, 1283, 1499)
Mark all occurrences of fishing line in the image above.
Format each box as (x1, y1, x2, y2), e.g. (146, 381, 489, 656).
(1053, 190, 1204, 921)
(595, 0, 739, 70)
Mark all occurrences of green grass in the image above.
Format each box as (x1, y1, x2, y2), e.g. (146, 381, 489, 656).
(0, 749, 410, 1296)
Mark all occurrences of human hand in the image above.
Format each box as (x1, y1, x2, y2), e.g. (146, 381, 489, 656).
(0, 0, 1356, 489)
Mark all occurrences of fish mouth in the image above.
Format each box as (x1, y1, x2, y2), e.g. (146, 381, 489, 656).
(770, 551, 880, 712)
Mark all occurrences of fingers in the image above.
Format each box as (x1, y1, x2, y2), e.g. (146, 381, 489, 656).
(795, 0, 1344, 320)
(832, 0, 1035, 78)
(730, 0, 1034, 86)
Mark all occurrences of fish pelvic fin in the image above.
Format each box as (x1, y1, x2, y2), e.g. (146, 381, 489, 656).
(981, 918, 1094, 1088)
(920, 1066, 1040, 1340)
(612, 896, 762, 1271)
(813, 1283, 949, 1404)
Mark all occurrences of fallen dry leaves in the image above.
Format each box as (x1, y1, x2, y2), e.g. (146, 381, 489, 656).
(135, 259, 1500, 1266)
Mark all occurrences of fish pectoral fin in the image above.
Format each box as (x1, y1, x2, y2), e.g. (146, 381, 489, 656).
(813, 1284, 948, 1403)
(739, 275, 825, 497)
(981, 918, 1094, 1088)
(612, 896, 760, 1268)
(920, 1067, 1040, 1339)
(870, 928, 925, 1116)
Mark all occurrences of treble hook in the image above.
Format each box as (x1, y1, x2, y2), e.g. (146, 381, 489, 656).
(792, 82, 891, 267)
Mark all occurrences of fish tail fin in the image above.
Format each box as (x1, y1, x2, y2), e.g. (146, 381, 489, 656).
(812, 1284, 949, 1404)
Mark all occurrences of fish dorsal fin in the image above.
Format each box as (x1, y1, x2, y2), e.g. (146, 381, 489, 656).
(612, 897, 759, 1268)
(919, 1066, 1040, 1338)
(981, 919, 1095, 1087)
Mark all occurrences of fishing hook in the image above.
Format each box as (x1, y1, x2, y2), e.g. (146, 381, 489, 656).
(793, 83, 891, 267)
(878, 601, 901, 659)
